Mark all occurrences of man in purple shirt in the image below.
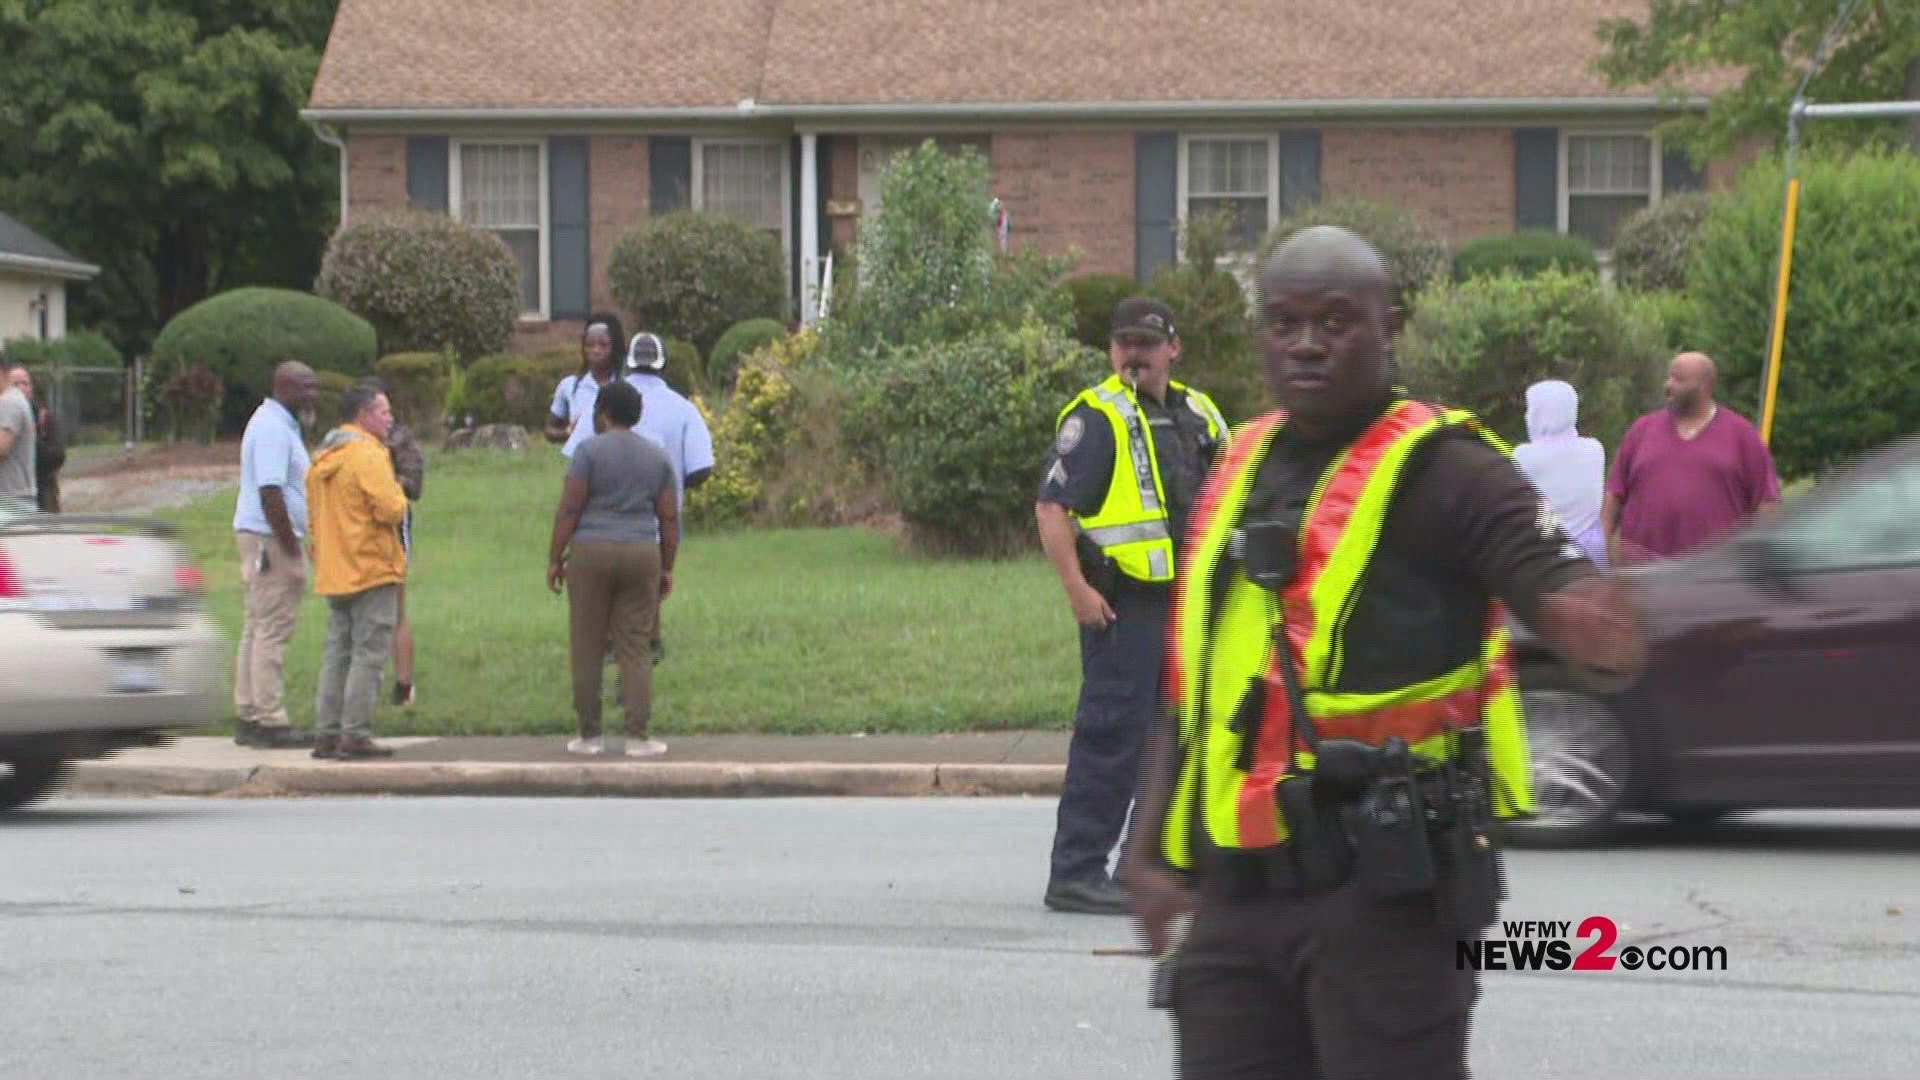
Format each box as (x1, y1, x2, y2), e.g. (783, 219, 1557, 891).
(1602, 351, 1782, 564)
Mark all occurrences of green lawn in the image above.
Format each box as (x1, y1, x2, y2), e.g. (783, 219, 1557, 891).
(161, 446, 1083, 735)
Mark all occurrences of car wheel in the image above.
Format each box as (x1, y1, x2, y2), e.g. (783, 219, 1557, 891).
(1499, 667, 1634, 849)
(0, 758, 71, 812)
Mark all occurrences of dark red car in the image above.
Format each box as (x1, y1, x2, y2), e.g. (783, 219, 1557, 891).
(1502, 435, 1920, 847)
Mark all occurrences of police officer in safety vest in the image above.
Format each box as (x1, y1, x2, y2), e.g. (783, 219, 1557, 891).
(1120, 228, 1646, 1077)
(1036, 297, 1230, 916)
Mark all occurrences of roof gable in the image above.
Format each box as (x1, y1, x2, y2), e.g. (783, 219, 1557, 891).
(0, 212, 98, 278)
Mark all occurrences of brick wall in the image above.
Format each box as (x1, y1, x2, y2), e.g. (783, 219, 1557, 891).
(990, 132, 1134, 277)
(590, 135, 649, 312)
(1322, 127, 1514, 244)
(344, 134, 407, 224)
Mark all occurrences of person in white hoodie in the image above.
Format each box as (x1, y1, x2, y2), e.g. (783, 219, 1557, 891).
(1513, 379, 1609, 570)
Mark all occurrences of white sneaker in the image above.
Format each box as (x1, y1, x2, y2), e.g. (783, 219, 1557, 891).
(566, 736, 606, 756)
(625, 738, 668, 758)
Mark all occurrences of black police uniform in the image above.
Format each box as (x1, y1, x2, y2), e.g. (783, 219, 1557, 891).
(1039, 383, 1218, 897)
(1167, 392, 1595, 1079)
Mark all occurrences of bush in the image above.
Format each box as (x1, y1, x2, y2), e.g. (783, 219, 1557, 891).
(868, 315, 1108, 556)
(707, 318, 788, 391)
(1262, 200, 1453, 314)
(1689, 147, 1920, 478)
(1626, 289, 1703, 355)
(160, 364, 224, 445)
(150, 287, 377, 433)
(313, 209, 522, 363)
(310, 370, 357, 434)
(1396, 268, 1667, 454)
(463, 353, 567, 430)
(661, 339, 704, 399)
(1146, 264, 1260, 425)
(1613, 193, 1714, 292)
(1453, 229, 1599, 281)
(374, 352, 453, 430)
(606, 212, 787, 356)
(1062, 273, 1141, 353)
(1, 329, 122, 371)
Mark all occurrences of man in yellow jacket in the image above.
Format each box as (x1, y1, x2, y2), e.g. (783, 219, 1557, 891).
(306, 383, 410, 760)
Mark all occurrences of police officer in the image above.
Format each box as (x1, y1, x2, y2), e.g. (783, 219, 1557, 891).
(1120, 227, 1646, 1076)
(1036, 297, 1230, 915)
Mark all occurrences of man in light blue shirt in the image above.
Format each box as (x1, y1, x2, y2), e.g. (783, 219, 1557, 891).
(625, 332, 714, 663)
(231, 361, 319, 749)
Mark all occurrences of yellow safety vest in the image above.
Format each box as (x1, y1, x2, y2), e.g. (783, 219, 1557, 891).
(1162, 399, 1534, 871)
(1057, 375, 1229, 584)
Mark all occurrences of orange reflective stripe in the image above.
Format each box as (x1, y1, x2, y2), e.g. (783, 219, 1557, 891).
(1298, 680, 1485, 745)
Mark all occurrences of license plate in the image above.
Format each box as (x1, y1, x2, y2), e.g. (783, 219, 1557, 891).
(108, 652, 161, 694)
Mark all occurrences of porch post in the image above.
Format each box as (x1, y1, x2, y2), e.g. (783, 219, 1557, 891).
(799, 132, 820, 326)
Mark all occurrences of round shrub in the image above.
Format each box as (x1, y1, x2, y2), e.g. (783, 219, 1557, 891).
(1061, 273, 1140, 353)
(868, 315, 1109, 556)
(660, 338, 703, 399)
(313, 209, 522, 362)
(310, 370, 358, 434)
(607, 211, 787, 357)
(1, 329, 122, 371)
(1612, 193, 1714, 292)
(461, 354, 562, 430)
(1689, 148, 1920, 479)
(707, 318, 788, 391)
(1146, 263, 1259, 426)
(1453, 229, 1599, 281)
(373, 352, 452, 431)
(1396, 268, 1667, 454)
(1625, 289, 1703, 355)
(150, 287, 377, 433)
(1262, 200, 1453, 314)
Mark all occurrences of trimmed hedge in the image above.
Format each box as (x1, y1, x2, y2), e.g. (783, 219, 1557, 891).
(868, 315, 1109, 556)
(1613, 193, 1714, 292)
(373, 352, 452, 430)
(150, 288, 377, 433)
(1453, 229, 1599, 281)
(314, 209, 523, 362)
(607, 212, 788, 356)
(1396, 268, 1667, 454)
(1262, 200, 1453, 313)
(1, 329, 122, 371)
(707, 318, 787, 392)
(1061, 273, 1141, 354)
(1145, 264, 1260, 426)
(311, 370, 358, 434)
(462, 352, 578, 430)
(1688, 148, 1920, 478)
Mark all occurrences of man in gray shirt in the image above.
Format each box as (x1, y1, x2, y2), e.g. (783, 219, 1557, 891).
(0, 376, 37, 511)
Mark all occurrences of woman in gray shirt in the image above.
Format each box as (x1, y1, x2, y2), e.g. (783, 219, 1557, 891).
(546, 379, 679, 756)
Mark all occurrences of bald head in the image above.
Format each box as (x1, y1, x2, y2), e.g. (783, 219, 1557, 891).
(273, 361, 319, 412)
(1664, 351, 1717, 416)
(1260, 225, 1393, 300)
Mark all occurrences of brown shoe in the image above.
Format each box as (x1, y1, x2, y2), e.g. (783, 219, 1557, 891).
(334, 736, 394, 760)
(311, 735, 341, 760)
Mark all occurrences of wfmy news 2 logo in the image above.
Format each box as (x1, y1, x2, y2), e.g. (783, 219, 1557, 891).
(1457, 916, 1729, 973)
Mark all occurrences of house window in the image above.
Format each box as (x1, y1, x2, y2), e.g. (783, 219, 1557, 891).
(1183, 136, 1276, 254)
(695, 141, 787, 242)
(1564, 134, 1655, 252)
(453, 141, 546, 317)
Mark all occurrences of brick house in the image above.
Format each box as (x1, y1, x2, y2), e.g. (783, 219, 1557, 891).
(302, 0, 1740, 351)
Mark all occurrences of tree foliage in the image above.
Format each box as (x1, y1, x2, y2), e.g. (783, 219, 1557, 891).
(1594, 0, 1920, 162)
(0, 0, 339, 359)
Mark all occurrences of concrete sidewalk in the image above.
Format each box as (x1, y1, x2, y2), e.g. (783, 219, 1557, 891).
(64, 732, 1073, 801)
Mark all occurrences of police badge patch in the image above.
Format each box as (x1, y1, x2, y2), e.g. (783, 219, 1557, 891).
(1057, 415, 1085, 455)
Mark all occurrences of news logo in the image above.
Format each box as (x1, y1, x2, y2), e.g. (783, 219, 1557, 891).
(1457, 916, 1729, 973)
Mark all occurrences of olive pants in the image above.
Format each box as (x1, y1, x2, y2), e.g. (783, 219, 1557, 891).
(566, 541, 660, 740)
(1171, 877, 1480, 1080)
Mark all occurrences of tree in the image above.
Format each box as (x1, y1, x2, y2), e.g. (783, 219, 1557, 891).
(1594, 0, 1920, 162)
(0, 0, 340, 360)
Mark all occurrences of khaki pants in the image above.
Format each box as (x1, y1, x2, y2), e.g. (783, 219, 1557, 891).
(233, 531, 307, 729)
(567, 542, 660, 740)
(314, 584, 399, 739)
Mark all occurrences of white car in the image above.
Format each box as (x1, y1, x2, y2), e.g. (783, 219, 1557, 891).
(0, 501, 223, 810)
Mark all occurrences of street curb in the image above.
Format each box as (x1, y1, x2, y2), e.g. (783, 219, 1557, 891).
(64, 761, 1068, 800)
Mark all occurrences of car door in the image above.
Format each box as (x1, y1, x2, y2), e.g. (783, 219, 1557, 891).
(1668, 449, 1920, 804)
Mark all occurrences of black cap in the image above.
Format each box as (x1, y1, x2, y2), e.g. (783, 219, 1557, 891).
(1110, 297, 1176, 342)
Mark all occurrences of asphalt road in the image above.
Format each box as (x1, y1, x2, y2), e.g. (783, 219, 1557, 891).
(4, 799, 1919, 1079)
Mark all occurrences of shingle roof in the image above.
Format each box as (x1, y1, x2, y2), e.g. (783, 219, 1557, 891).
(309, 0, 1712, 113)
(0, 212, 97, 277)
